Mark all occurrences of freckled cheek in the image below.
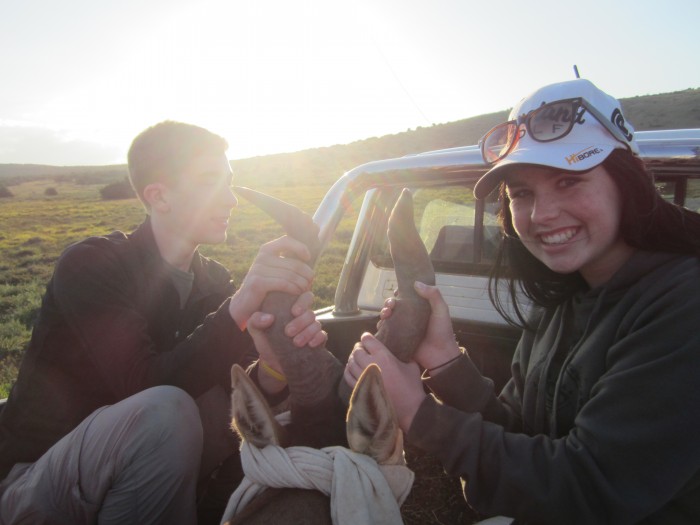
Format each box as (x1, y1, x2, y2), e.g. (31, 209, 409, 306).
(509, 205, 531, 238)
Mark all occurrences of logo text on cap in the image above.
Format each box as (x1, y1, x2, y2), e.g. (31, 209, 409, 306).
(566, 146, 603, 165)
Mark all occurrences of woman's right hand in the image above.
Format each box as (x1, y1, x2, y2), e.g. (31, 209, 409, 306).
(379, 281, 462, 374)
(344, 333, 425, 432)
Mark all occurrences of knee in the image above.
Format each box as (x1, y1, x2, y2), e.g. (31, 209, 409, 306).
(138, 386, 200, 423)
(133, 386, 203, 458)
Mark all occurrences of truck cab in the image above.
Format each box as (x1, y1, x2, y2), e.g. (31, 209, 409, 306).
(314, 129, 700, 391)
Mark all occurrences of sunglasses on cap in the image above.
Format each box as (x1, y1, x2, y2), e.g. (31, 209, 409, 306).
(479, 97, 632, 165)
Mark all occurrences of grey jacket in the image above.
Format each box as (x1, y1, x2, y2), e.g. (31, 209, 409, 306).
(408, 251, 700, 524)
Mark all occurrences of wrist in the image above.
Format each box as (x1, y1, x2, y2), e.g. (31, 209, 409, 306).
(397, 391, 426, 433)
(257, 359, 287, 395)
(229, 293, 252, 331)
(260, 359, 286, 382)
(419, 343, 462, 374)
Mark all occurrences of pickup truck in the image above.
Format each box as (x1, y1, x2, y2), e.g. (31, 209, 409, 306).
(312, 128, 700, 393)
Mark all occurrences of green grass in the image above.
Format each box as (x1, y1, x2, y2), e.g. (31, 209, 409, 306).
(0, 178, 360, 397)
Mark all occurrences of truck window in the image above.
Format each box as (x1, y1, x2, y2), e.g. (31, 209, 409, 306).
(415, 186, 476, 260)
(685, 178, 700, 212)
(656, 180, 677, 203)
(370, 184, 501, 275)
(655, 175, 700, 210)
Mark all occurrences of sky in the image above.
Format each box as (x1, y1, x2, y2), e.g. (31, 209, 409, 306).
(1, 0, 699, 166)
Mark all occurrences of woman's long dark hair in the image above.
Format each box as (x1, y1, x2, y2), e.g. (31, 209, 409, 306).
(488, 148, 700, 328)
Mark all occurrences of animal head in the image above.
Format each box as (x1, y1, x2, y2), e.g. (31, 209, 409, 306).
(225, 367, 411, 525)
(230, 363, 403, 466)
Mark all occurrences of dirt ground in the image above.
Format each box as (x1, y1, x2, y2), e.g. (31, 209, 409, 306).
(401, 443, 481, 525)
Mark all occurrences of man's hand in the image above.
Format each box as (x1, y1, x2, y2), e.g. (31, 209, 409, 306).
(246, 291, 328, 394)
(378, 281, 461, 374)
(229, 236, 315, 329)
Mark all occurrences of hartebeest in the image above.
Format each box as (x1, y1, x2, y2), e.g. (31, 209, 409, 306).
(221, 188, 435, 524)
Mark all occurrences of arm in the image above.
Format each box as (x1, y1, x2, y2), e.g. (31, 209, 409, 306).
(374, 282, 523, 428)
(53, 235, 322, 400)
(53, 242, 246, 399)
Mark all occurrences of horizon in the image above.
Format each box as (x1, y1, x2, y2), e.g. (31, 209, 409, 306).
(2, 0, 700, 166)
(3, 86, 700, 170)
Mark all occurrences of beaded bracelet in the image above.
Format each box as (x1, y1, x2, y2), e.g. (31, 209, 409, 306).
(426, 353, 462, 372)
(260, 360, 287, 383)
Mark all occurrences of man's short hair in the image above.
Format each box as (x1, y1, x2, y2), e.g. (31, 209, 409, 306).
(127, 121, 229, 208)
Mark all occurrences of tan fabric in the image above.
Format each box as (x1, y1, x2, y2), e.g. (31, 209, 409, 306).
(220, 439, 414, 525)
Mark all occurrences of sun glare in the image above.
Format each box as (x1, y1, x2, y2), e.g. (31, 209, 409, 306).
(4, 0, 698, 166)
(68, 0, 444, 161)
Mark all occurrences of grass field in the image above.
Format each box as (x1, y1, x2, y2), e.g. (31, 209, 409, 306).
(0, 177, 360, 397)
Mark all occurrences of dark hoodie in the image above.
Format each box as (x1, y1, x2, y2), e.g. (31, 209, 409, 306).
(409, 251, 700, 524)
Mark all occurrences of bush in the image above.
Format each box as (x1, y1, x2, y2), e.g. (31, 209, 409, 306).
(0, 186, 14, 198)
(100, 178, 135, 200)
(44, 187, 58, 196)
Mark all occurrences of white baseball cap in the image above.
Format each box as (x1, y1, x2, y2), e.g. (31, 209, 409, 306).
(474, 79, 640, 199)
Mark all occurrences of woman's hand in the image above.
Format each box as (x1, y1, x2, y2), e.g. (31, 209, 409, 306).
(379, 281, 461, 374)
(344, 332, 426, 432)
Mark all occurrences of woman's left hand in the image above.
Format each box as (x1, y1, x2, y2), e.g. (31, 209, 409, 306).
(344, 332, 426, 432)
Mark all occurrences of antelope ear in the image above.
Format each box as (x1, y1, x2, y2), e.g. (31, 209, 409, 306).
(230, 364, 285, 448)
(346, 364, 404, 465)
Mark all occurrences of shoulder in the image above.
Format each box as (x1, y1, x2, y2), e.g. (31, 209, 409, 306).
(636, 253, 700, 298)
(53, 230, 135, 285)
(598, 252, 700, 305)
(60, 228, 133, 261)
(616, 254, 700, 342)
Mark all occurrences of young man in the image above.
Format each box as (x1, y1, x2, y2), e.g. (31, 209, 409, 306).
(0, 121, 325, 524)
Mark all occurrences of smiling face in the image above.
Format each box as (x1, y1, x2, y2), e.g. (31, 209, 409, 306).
(505, 164, 635, 288)
(163, 153, 238, 250)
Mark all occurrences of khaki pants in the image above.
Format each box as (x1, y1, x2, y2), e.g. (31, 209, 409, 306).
(0, 386, 203, 525)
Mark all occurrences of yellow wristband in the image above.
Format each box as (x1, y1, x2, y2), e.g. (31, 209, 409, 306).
(260, 360, 287, 383)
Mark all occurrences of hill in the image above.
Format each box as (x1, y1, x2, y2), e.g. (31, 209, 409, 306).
(1, 88, 699, 189)
(232, 87, 700, 188)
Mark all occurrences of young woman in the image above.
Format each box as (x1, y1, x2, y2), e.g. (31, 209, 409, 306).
(344, 79, 700, 524)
